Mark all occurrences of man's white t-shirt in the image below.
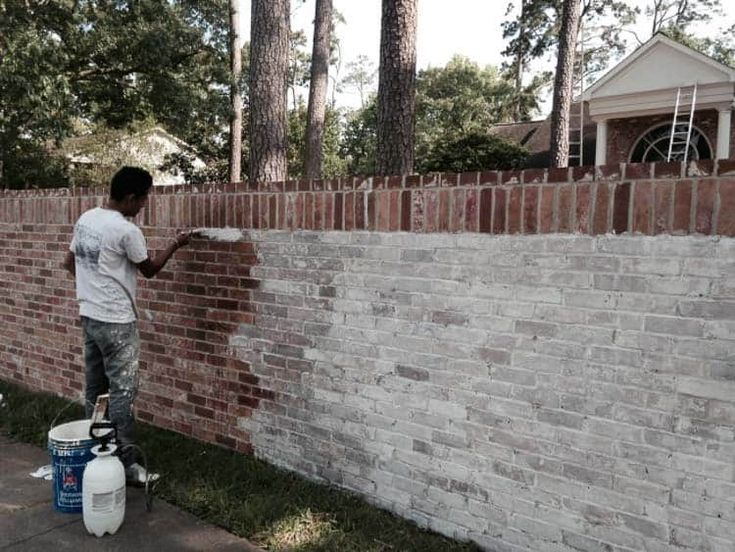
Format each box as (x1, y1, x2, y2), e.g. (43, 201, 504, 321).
(70, 207, 148, 323)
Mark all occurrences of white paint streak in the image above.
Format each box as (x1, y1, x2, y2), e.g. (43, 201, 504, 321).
(193, 227, 244, 242)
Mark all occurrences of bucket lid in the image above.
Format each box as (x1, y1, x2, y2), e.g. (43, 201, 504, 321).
(48, 419, 92, 442)
(48, 419, 113, 444)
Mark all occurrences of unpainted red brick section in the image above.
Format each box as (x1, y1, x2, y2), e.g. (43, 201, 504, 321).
(0, 219, 269, 455)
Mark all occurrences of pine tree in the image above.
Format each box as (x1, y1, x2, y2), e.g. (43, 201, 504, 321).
(249, 0, 290, 183)
(549, 0, 582, 168)
(376, 0, 418, 176)
(501, 0, 637, 102)
(229, 0, 242, 183)
(304, 0, 333, 179)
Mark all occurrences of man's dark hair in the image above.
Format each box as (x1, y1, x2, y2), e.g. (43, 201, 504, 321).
(110, 166, 153, 201)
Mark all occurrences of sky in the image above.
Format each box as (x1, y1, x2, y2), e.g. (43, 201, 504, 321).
(239, 0, 735, 116)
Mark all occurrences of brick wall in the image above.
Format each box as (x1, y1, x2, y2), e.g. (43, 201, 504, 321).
(2, 163, 735, 551)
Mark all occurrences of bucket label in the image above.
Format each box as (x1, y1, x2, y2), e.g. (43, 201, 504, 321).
(54, 462, 86, 508)
(49, 437, 95, 512)
(61, 466, 79, 491)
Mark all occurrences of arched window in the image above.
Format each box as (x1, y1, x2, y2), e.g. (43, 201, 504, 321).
(629, 123, 712, 163)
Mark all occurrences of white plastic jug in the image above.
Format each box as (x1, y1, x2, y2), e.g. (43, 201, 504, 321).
(82, 444, 126, 537)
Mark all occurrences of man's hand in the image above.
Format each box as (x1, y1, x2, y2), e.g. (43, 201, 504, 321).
(173, 230, 192, 249)
(137, 230, 194, 279)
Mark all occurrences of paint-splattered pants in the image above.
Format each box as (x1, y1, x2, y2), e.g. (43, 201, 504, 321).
(82, 317, 140, 468)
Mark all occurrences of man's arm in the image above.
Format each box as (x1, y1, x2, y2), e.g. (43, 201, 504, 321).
(136, 231, 191, 279)
(62, 251, 75, 276)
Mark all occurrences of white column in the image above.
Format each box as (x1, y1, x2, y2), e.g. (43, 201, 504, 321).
(717, 108, 732, 160)
(595, 119, 608, 165)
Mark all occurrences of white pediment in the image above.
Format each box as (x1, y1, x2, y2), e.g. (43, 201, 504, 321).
(585, 34, 735, 100)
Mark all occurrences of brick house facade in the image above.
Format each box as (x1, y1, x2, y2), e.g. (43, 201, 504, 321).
(606, 109, 728, 164)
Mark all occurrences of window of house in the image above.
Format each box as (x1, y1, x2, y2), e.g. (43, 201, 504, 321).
(629, 123, 712, 163)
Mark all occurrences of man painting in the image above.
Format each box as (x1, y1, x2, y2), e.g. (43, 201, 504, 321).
(63, 166, 190, 485)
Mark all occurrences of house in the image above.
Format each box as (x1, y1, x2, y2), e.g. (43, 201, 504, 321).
(490, 103, 597, 167)
(493, 34, 735, 167)
(58, 126, 206, 186)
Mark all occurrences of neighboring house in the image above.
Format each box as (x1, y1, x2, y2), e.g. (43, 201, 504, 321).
(58, 126, 206, 186)
(492, 33, 735, 168)
(490, 104, 597, 167)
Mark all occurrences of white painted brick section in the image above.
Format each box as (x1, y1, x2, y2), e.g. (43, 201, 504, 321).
(238, 233, 735, 552)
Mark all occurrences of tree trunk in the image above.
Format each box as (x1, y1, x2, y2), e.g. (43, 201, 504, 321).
(514, 0, 526, 122)
(549, 0, 581, 168)
(249, 0, 290, 184)
(376, 0, 417, 176)
(228, 0, 242, 184)
(304, 0, 332, 179)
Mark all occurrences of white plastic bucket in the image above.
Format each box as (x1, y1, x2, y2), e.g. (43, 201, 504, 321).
(48, 420, 96, 513)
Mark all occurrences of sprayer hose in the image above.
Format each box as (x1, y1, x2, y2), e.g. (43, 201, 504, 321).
(119, 443, 155, 513)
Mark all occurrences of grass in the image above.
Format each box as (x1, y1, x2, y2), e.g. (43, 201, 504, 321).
(0, 379, 481, 552)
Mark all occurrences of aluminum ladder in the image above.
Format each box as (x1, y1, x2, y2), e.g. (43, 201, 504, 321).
(568, 89, 585, 166)
(667, 84, 698, 162)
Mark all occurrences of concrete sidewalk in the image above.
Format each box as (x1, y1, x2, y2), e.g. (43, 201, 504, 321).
(0, 434, 262, 551)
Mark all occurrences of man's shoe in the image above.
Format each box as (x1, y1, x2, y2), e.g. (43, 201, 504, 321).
(125, 462, 160, 486)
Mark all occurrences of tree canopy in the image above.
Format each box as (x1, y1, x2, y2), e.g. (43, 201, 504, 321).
(0, 0, 230, 188)
(414, 55, 526, 172)
(646, 0, 735, 66)
(501, 0, 637, 93)
(6, 1, 733, 188)
(341, 56, 529, 175)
